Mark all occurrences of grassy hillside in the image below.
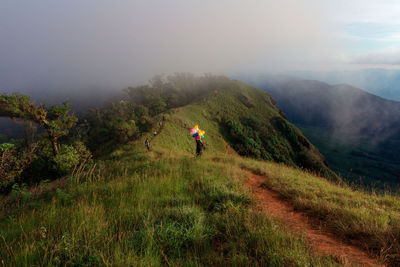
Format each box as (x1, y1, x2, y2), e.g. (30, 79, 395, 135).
(299, 126, 400, 190)
(1, 79, 400, 266)
(152, 80, 337, 180)
(0, 144, 340, 266)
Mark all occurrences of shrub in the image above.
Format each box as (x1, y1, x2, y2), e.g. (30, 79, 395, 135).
(17, 140, 92, 186)
(53, 145, 80, 175)
(0, 142, 37, 193)
(53, 142, 93, 175)
(72, 141, 93, 165)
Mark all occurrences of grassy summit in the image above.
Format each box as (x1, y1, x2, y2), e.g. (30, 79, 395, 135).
(152, 79, 337, 180)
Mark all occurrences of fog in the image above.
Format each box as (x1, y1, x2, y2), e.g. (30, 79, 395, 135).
(0, 0, 341, 95)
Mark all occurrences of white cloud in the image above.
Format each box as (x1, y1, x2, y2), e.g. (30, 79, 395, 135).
(352, 50, 400, 66)
(326, 0, 400, 25)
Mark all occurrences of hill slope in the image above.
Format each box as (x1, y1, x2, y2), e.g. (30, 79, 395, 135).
(152, 79, 337, 180)
(252, 78, 400, 187)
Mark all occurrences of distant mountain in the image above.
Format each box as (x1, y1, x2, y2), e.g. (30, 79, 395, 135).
(266, 80, 400, 140)
(247, 78, 400, 187)
(285, 69, 400, 101)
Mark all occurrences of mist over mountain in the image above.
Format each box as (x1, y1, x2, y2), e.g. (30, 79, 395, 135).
(264, 79, 400, 140)
(242, 76, 400, 186)
(285, 69, 400, 101)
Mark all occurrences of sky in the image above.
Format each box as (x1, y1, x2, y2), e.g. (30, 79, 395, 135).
(329, 1, 400, 67)
(0, 0, 400, 92)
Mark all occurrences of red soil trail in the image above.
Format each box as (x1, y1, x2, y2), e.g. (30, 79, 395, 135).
(246, 172, 384, 267)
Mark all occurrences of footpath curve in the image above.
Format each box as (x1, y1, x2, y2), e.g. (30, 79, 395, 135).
(245, 171, 384, 267)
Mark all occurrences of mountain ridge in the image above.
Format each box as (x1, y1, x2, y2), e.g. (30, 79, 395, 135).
(149, 79, 337, 180)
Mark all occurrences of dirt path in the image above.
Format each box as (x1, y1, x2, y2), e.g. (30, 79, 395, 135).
(246, 172, 383, 267)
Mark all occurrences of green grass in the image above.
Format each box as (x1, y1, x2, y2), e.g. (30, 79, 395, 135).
(239, 157, 400, 265)
(0, 143, 338, 266)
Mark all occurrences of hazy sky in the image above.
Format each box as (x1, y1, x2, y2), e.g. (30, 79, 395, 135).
(329, 1, 400, 67)
(1, 0, 400, 91)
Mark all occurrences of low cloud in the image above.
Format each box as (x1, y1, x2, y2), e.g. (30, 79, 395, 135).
(0, 0, 337, 93)
(352, 51, 400, 66)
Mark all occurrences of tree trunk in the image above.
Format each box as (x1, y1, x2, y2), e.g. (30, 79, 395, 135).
(51, 137, 59, 156)
(48, 131, 59, 156)
(24, 121, 36, 147)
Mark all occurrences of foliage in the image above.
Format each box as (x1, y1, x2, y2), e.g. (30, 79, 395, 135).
(124, 73, 232, 110)
(45, 102, 78, 155)
(53, 145, 81, 175)
(0, 93, 47, 124)
(81, 101, 148, 152)
(21, 141, 93, 181)
(146, 94, 167, 116)
(222, 116, 336, 179)
(0, 93, 77, 155)
(0, 142, 37, 192)
(0, 93, 90, 191)
(0, 142, 14, 152)
(71, 141, 93, 165)
(224, 119, 265, 158)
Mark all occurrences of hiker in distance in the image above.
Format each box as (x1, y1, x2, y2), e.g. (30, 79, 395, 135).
(196, 139, 204, 156)
(190, 125, 205, 156)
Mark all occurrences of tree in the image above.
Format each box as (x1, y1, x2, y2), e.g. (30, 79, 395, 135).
(0, 142, 37, 190)
(45, 102, 77, 155)
(146, 94, 166, 116)
(0, 93, 77, 155)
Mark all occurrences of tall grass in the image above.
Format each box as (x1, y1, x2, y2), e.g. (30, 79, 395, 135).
(0, 145, 338, 266)
(240, 157, 400, 265)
